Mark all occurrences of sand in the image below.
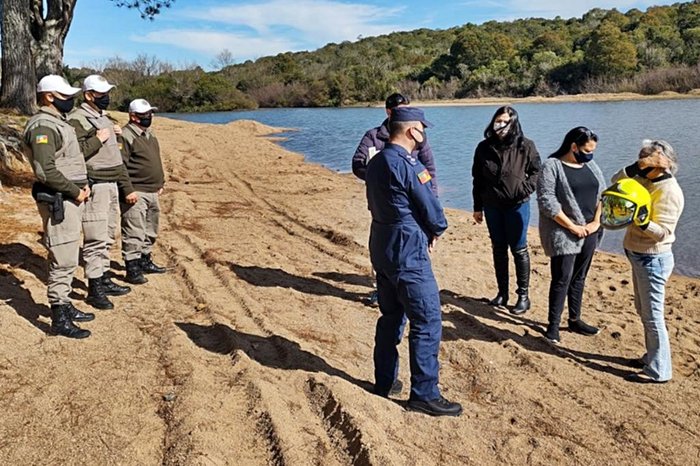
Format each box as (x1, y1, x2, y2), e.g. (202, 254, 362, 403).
(0, 116, 698, 465)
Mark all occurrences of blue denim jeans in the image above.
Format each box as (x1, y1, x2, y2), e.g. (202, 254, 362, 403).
(625, 249, 675, 382)
(483, 202, 530, 252)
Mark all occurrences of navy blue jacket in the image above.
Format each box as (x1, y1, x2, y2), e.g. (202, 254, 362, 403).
(366, 143, 447, 273)
(353, 119, 438, 195)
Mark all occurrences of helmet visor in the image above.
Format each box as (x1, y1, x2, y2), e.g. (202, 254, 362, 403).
(602, 196, 637, 229)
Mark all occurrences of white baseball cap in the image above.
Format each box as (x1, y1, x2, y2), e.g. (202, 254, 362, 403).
(128, 98, 158, 114)
(83, 74, 116, 93)
(36, 75, 81, 96)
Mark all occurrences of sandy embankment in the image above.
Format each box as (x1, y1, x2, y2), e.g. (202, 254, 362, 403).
(0, 116, 699, 465)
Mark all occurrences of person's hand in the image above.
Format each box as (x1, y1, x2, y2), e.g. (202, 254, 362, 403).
(473, 211, 483, 224)
(569, 224, 588, 238)
(125, 192, 138, 204)
(113, 124, 123, 136)
(157, 187, 164, 195)
(639, 151, 670, 170)
(75, 185, 91, 203)
(96, 128, 111, 143)
(429, 236, 438, 254)
(585, 220, 600, 235)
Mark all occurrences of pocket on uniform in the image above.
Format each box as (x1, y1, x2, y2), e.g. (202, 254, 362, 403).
(45, 217, 81, 246)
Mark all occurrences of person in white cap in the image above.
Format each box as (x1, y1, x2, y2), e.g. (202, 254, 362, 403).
(68, 74, 135, 310)
(22, 74, 94, 338)
(119, 98, 166, 284)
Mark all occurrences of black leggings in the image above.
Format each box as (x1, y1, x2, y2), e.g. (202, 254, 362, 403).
(548, 231, 601, 326)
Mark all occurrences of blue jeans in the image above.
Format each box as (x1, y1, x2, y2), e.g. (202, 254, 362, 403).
(625, 250, 675, 382)
(484, 202, 530, 252)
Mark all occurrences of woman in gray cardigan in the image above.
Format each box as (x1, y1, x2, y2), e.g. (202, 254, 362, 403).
(537, 127, 606, 344)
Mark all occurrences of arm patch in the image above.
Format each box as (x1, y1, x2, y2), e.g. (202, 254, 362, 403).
(418, 169, 432, 184)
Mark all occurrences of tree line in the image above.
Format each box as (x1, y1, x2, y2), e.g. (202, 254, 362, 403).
(5, 2, 700, 114)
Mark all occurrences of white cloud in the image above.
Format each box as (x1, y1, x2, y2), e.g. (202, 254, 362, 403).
(131, 29, 297, 59)
(182, 0, 406, 45)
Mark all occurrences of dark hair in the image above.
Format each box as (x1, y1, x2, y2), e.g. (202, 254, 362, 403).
(484, 106, 523, 145)
(550, 126, 599, 159)
(389, 120, 413, 137)
(385, 93, 410, 109)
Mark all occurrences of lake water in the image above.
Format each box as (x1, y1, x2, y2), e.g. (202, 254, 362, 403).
(165, 101, 700, 277)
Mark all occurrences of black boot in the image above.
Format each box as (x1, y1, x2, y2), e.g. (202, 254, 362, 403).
(511, 247, 531, 315)
(66, 302, 95, 322)
(489, 243, 509, 307)
(85, 277, 114, 310)
(124, 259, 148, 285)
(101, 275, 131, 296)
(51, 305, 91, 339)
(140, 253, 166, 274)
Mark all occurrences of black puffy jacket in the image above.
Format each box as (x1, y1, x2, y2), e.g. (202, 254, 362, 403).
(472, 136, 541, 211)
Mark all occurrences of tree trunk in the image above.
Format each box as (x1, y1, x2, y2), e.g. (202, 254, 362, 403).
(0, 0, 37, 114)
(30, 0, 77, 79)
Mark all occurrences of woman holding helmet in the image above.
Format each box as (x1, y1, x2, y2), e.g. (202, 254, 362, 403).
(608, 140, 685, 383)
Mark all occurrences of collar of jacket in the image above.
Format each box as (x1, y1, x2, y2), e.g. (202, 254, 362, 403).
(39, 105, 66, 120)
(377, 119, 390, 141)
(80, 102, 106, 118)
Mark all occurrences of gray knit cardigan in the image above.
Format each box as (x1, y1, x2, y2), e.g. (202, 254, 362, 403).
(537, 157, 606, 257)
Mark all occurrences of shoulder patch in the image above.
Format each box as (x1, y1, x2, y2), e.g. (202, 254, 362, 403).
(36, 135, 49, 144)
(417, 169, 432, 185)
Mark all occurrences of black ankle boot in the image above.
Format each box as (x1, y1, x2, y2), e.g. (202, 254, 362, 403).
(511, 247, 531, 315)
(51, 305, 91, 339)
(101, 275, 131, 296)
(66, 302, 95, 322)
(140, 253, 166, 274)
(85, 277, 114, 310)
(124, 259, 148, 285)
(489, 243, 509, 307)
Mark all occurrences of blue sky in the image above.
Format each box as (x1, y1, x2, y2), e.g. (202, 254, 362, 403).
(65, 0, 679, 70)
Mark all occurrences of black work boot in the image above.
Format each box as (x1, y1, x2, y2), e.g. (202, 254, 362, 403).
(66, 302, 95, 322)
(407, 396, 463, 417)
(124, 259, 148, 285)
(101, 275, 131, 296)
(51, 305, 91, 339)
(511, 247, 531, 315)
(140, 253, 166, 274)
(489, 243, 509, 307)
(85, 277, 114, 310)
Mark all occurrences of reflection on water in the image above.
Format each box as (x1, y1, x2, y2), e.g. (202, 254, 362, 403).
(166, 100, 699, 277)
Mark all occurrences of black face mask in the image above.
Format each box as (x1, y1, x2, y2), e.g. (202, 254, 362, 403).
(573, 150, 594, 164)
(53, 97, 75, 114)
(93, 94, 110, 110)
(138, 116, 152, 128)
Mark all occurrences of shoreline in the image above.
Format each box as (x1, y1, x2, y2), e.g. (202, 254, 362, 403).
(228, 120, 700, 280)
(355, 91, 700, 108)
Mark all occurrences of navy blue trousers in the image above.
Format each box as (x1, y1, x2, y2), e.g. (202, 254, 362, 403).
(373, 265, 442, 401)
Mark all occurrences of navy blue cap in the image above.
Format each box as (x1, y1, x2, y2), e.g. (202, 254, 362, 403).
(391, 106, 433, 128)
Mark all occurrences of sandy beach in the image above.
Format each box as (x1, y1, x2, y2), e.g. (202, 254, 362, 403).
(0, 116, 699, 465)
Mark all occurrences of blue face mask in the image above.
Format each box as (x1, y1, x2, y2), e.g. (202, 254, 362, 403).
(574, 150, 594, 163)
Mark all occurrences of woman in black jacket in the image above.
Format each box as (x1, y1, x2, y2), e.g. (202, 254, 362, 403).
(472, 106, 542, 315)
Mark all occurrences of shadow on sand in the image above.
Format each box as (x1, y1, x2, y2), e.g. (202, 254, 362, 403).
(176, 321, 371, 390)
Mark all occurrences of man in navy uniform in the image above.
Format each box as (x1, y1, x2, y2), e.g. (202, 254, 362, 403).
(365, 106, 461, 417)
(352, 93, 438, 306)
